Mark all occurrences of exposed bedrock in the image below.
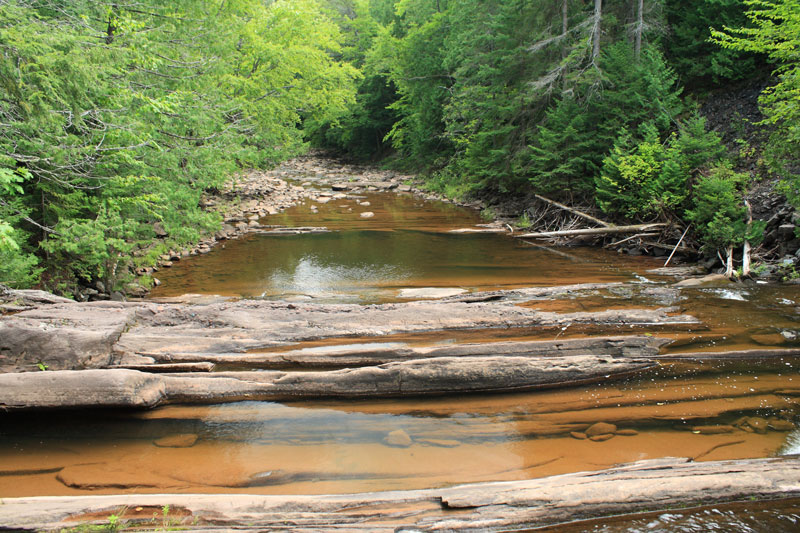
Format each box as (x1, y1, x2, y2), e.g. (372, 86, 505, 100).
(0, 284, 698, 372)
(0, 355, 655, 409)
(142, 335, 671, 368)
(1, 457, 799, 532)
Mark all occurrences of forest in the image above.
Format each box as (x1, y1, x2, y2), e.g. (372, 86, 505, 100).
(1, 0, 799, 295)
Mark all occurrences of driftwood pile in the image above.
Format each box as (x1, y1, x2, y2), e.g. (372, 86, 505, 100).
(515, 194, 758, 274)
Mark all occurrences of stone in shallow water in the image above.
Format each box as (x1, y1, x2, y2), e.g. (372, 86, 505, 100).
(385, 429, 413, 448)
(154, 434, 198, 448)
(589, 434, 615, 442)
(57, 463, 180, 490)
(585, 422, 617, 437)
(744, 417, 769, 433)
(397, 288, 467, 299)
(750, 333, 787, 346)
(616, 429, 638, 436)
(360, 211, 374, 218)
(570, 432, 587, 440)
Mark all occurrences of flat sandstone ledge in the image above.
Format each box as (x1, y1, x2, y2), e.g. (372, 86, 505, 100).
(0, 286, 699, 372)
(138, 335, 671, 368)
(0, 355, 655, 410)
(1, 457, 799, 531)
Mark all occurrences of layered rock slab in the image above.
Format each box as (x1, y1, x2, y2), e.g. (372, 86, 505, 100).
(0, 355, 655, 409)
(2, 457, 799, 531)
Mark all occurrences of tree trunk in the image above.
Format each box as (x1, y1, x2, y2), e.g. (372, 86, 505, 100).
(725, 245, 734, 277)
(516, 223, 666, 239)
(562, 0, 569, 59)
(592, 0, 602, 61)
(742, 199, 753, 277)
(634, 0, 643, 61)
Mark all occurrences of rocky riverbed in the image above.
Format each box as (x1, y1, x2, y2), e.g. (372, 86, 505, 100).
(3, 155, 800, 530)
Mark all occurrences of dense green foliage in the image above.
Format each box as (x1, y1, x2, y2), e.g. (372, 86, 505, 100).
(313, 0, 799, 260)
(711, 0, 800, 200)
(0, 0, 357, 292)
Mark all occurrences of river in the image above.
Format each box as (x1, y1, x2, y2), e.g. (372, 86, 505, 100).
(1, 163, 799, 530)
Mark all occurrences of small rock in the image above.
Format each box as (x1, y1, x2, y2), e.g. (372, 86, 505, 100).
(750, 333, 787, 346)
(615, 429, 638, 436)
(360, 211, 375, 218)
(585, 422, 617, 437)
(744, 416, 769, 434)
(589, 434, 615, 442)
(778, 224, 796, 239)
(385, 429, 413, 447)
(674, 274, 730, 287)
(570, 431, 587, 440)
(110, 291, 125, 302)
(154, 434, 198, 448)
(153, 222, 168, 238)
(152, 278, 161, 287)
(359, 201, 371, 207)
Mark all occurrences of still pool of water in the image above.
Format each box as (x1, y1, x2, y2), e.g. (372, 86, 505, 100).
(148, 193, 664, 302)
(0, 358, 797, 497)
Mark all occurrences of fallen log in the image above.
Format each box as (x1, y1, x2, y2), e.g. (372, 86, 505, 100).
(2, 457, 799, 531)
(516, 223, 666, 239)
(448, 227, 508, 234)
(534, 194, 611, 227)
(604, 232, 658, 248)
(642, 240, 697, 255)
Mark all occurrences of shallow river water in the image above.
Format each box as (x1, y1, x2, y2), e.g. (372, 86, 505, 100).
(2, 187, 800, 530)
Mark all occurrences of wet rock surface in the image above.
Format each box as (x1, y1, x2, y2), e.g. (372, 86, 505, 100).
(0, 280, 701, 409)
(2, 457, 800, 531)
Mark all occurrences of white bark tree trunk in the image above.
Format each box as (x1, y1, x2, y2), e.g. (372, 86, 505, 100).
(634, 0, 643, 61)
(592, 0, 602, 61)
(725, 245, 734, 278)
(742, 199, 753, 277)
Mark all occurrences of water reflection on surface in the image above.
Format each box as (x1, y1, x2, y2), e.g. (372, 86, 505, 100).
(148, 193, 663, 302)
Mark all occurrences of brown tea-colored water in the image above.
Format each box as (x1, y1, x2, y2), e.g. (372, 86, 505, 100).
(148, 193, 664, 302)
(0, 359, 797, 497)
